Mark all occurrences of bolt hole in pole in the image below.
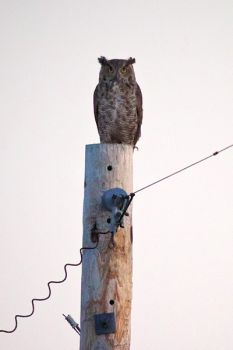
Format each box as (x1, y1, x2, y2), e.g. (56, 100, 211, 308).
(107, 218, 111, 223)
(107, 165, 113, 171)
(109, 300, 114, 305)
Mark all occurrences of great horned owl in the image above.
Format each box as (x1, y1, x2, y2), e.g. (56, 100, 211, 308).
(94, 56, 143, 146)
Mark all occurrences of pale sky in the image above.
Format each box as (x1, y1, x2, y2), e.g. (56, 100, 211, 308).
(0, 0, 232, 349)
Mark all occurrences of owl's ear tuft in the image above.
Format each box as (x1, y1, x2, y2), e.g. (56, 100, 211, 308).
(98, 56, 108, 65)
(126, 57, 136, 65)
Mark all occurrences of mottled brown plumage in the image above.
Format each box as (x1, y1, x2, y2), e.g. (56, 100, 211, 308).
(94, 56, 143, 146)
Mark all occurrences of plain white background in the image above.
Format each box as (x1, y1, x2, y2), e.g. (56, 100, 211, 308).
(0, 0, 232, 349)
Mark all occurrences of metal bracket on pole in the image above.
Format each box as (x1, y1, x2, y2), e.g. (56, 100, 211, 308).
(94, 312, 116, 335)
(102, 188, 131, 234)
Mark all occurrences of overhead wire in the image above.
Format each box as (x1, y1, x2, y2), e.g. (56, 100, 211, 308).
(133, 144, 233, 194)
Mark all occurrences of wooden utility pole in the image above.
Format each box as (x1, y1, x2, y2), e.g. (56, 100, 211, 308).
(80, 143, 133, 350)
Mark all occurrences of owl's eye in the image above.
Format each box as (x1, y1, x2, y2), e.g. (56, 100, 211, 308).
(120, 66, 127, 74)
(108, 66, 114, 73)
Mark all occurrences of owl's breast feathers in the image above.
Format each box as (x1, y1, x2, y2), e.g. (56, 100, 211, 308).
(94, 83, 143, 146)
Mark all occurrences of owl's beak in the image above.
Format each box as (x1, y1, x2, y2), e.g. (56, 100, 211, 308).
(109, 75, 117, 88)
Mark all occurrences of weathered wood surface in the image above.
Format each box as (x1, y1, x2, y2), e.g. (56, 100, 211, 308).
(80, 144, 133, 350)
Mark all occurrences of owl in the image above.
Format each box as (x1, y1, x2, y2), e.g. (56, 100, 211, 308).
(94, 56, 143, 146)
